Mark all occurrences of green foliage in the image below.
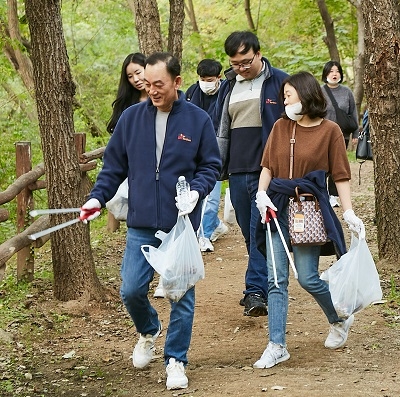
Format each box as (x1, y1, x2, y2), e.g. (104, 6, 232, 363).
(0, 275, 32, 328)
(61, 0, 140, 134)
(1, 0, 359, 131)
(179, 0, 358, 87)
(382, 275, 400, 328)
(0, 0, 360, 245)
(388, 275, 400, 303)
(0, 380, 14, 394)
(347, 150, 356, 162)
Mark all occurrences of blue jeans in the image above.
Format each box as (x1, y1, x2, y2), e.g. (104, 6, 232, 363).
(266, 208, 341, 346)
(229, 172, 268, 299)
(201, 181, 222, 238)
(120, 227, 195, 365)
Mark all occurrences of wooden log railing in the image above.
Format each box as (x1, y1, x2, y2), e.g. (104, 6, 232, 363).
(0, 135, 105, 282)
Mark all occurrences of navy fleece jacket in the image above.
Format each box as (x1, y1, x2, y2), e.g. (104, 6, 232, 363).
(89, 92, 221, 231)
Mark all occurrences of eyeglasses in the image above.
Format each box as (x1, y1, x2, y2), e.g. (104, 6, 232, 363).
(229, 53, 256, 70)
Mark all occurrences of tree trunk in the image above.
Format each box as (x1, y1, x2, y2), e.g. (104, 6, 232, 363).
(317, 0, 340, 62)
(168, 0, 185, 61)
(352, 1, 365, 117)
(362, 0, 400, 261)
(4, 0, 35, 97)
(128, 0, 185, 60)
(184, 0, 205, 59)
(244, 0, 256, 31)
(25, 0, 106, 301)
(128, 0, 163, 55)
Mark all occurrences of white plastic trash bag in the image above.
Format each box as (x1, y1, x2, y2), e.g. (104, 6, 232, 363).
(141, 215, 205, 302)
(106, 178, 128, 220)
(223, 187, 236, 224)
(320, 234, 382, 318)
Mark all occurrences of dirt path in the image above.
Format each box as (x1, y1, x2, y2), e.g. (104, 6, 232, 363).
(1, 160, 399, 397)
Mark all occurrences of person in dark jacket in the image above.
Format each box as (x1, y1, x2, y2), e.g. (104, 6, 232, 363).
(186, 59, 229, 253)
(213, 31, 289, 317)
(80, 52, 221, 390)
(254, 71, 364, 369)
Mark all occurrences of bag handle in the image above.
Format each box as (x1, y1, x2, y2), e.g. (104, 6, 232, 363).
(140, 245, 152, 261)
(294, 187, 320, 211)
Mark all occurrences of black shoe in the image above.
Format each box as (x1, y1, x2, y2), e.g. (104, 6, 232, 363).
(239, 294, 267, 307)
(243, 293, 268, 317)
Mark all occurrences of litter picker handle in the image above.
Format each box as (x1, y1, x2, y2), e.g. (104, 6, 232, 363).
(28, 218, 80, 240)
(30, 207, 99, 218)
(28, 208, 100, 240)
(30, 208, 81, 217)
(265, 208, 277, 222)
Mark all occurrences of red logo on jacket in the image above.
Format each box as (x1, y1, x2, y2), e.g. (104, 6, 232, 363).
(178, 133, 191, 142)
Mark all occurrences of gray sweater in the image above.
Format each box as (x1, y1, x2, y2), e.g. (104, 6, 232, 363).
(322, 84, 358, 139)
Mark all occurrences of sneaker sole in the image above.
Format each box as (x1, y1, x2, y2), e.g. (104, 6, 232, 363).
(253, 352, 290, 369)
(166, 381, 188, 390)
(244, 305, 268, 317)
(210, 230, 228, 242)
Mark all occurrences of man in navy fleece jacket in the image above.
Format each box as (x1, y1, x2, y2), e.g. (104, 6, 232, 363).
(80, 52, 221, 390)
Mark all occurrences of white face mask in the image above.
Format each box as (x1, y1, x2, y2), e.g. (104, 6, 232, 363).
(199, 79, 220, 95)
(285, 102, 303, 121)
(327, 77, 341, 85)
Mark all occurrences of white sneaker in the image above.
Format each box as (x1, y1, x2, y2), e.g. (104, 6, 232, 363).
(210, 221, 229, 242)
(198, 236, 214, 252)
(325, 315, 354, 349)
(153, 278, 165, 298)
(253, 342, 290, 369)
(329, 195, 340, 208)
(166, 358, 188, 390)
(132, 323, 162, 368)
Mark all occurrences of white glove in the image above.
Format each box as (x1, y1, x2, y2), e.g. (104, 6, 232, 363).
(80, 198, 101, 224)
(176, 190, 199, 216)
(343, 209, 365, 239)
(255, 191, 277, 224)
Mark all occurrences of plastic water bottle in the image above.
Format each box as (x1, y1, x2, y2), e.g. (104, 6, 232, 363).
(176, 176, 191, 212)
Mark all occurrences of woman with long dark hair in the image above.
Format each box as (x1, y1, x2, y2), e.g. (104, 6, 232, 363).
(106, 52, 147, 134)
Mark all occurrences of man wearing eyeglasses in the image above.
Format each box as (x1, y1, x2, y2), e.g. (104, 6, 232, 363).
(213, 31, 288, 317)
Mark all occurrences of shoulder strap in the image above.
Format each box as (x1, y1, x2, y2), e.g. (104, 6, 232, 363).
(363, 119, 370, 134)
(323, 85, 339, 109)
(185, 84, 198, 101)
(289, 122, 296, 180)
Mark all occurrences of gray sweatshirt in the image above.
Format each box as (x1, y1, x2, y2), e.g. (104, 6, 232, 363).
(322, 84, 359, 139)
